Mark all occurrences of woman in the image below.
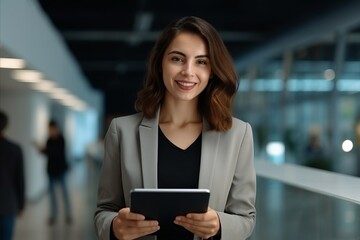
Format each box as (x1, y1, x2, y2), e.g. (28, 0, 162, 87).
(94, 16, 256, 240)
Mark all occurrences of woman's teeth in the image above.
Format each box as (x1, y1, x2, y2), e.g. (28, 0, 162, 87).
(177, 81, 195, 87)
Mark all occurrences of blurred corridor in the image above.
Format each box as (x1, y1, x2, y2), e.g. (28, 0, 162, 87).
(1, 0, 360, 239)
(13, 159, 99, 240)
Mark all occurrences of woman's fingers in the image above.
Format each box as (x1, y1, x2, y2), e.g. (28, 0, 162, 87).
(113, 208, 160, 240)
(174, 207, 220, 238)
(118, 208, 145, 220)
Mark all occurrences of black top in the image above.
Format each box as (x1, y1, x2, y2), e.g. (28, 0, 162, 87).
(158, 127, 201, 189)
(109, 128, 203, 240)
(45, 135, 68, 177)
(157, 127, 202, 239)
(0, 136, 25, 215)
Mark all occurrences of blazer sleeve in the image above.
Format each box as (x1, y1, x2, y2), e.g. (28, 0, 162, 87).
(217, 122, 256, 240)
(94, 119, 125, 239)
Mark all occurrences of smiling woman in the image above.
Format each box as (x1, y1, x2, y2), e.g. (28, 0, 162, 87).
(94, 16, 256, 240)
(135, 16, 238, 131)
(161, 32, 211, 104)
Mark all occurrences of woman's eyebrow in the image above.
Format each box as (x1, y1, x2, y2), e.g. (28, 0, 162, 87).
(168, 50, 209, 58)
(168, 50, 185, 56)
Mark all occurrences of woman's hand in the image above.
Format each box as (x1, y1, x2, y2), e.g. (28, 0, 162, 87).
(112, 208, 160, 240)
(174, 207, 220, 239)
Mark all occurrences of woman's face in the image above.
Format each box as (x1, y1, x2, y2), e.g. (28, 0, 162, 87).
(161, 32, 211, 103)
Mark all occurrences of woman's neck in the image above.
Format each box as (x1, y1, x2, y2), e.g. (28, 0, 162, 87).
(160, 97, 201, 126)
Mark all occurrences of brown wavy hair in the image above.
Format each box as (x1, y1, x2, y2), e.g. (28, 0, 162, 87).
(135, 16, 238, 131)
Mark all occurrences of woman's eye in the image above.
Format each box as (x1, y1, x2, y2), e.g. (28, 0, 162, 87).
(171, 56, 183, 62)
(197, 59, 208, 65)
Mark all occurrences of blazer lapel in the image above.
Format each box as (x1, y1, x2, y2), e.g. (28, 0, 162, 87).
(139, 109, 160, 188)
(198, 121, 220, 192)
(138, 111, 220, 191)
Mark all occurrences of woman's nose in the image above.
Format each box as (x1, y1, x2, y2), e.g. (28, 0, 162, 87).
(181, 63, 194, 77)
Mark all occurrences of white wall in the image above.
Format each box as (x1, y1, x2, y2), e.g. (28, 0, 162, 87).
(0, 0, 104, 201)
(0, 86, 101, 200)
(0, 89, 49, 201)
(0, 0, 103, 110)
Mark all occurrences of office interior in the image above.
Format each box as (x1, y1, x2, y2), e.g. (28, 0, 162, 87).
(1, 0, 360, 239)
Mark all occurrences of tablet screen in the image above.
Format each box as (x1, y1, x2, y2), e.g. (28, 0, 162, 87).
(130, 188, 210, 237)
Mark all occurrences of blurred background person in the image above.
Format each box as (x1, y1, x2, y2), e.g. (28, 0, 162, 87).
(304, 131, 331, 171)
(305, 133, 323, 160)
(0, 110, 25, 240)
(34, 119, 72, 225)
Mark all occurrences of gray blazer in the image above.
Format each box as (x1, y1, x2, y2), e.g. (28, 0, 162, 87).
(94, 110, 256, 240)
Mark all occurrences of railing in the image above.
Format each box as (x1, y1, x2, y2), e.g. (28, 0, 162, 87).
(250, 160, 360, 240)
(254, 159, 360, 204)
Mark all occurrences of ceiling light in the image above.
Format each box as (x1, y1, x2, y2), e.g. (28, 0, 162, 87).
(31, 80, 57, 92)
(49, 87, 70, 99)
(0, 58, 25, 69)
(60, 97, 87, 111)
(12, 70, 43, 82)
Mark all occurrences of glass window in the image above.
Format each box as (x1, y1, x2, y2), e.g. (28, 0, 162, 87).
(235, 27, 360, 176)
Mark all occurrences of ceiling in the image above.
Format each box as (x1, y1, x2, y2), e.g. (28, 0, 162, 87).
(38, 0, 356, 117)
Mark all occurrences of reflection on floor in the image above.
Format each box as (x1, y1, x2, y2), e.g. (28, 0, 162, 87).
(13, 160, 360, 240)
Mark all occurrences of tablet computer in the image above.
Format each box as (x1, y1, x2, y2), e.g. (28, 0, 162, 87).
(130, 188, 210, 235)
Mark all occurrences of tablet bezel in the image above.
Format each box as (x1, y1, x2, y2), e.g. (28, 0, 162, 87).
(129, 188, 210, 221)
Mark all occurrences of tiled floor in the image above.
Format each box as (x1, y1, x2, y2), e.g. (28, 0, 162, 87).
(13, 159, 360, 240)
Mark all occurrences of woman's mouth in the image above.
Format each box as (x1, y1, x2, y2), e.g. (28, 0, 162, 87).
(176, 80, 196, 90)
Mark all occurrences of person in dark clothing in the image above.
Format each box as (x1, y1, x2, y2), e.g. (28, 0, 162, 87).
(0, 110, 25, 240)
(36, 120, 72, 225)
